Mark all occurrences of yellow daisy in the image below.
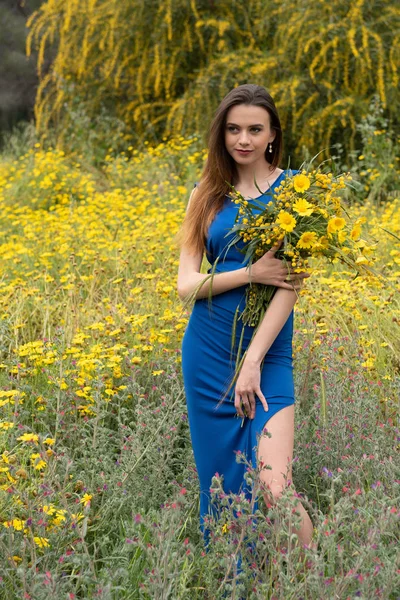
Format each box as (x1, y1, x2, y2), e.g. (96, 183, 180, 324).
(276, 211, 297, 233)
(17, 432, 39, 443)
(297, 231, 318, 249)
(3, 519, 25, 531)
(293, 173, 311, 193)
(312, 236, 330, 251)
(292, 198, 314, 216)
(350, 223, 362, 240)
(34, 537, 50, 549)
(80, 493, 93, 507)
(327, 217, 346, 234)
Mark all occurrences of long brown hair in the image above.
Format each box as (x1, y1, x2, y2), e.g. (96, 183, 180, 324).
(175, 84, 283, 256)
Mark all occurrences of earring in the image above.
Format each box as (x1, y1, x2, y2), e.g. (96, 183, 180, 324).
(268, 142, 273, 153)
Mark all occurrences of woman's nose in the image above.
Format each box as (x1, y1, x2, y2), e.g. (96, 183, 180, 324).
(239, 133, 250, 145)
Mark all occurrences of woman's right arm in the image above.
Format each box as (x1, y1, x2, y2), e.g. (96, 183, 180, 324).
(177, 187, 249, 301)
(176, 189, 310, 302)
(177, 247, 250, 301)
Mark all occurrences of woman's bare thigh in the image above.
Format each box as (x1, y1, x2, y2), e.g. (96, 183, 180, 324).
(256, 404, 295, 493)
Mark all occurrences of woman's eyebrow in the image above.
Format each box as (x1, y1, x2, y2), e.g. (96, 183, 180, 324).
(226, 122, 265, 127)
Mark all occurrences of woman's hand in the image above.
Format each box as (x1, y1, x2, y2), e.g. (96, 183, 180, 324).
(234, 359, 269, 420)
(247, 241, 311, 291)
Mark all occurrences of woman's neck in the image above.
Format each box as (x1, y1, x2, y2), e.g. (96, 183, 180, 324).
(236, 163, 282, 189)
(234, 163, 283, 196)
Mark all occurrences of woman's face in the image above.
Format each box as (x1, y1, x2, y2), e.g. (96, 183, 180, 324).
(224, 103, 275, 166)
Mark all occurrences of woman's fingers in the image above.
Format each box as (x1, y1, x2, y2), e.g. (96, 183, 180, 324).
(235, 390, 270, 418)
(256, 387, 269, 413)
(234, 391, 244, 417)
(235, 392, 259, 419)
(266, 240, 283, 255)
(248, 392, 256, 419)
(235, 392, 250, 418)
(241, 394, 252, 418)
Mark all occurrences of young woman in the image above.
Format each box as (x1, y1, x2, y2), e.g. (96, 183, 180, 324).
(177, 84, 314, 553)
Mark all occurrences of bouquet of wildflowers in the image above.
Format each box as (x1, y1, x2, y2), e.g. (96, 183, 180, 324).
(225, 166, 377, 329)
(218, 163, 379, 399)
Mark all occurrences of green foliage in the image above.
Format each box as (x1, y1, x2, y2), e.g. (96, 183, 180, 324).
(331, 96, 400, 205)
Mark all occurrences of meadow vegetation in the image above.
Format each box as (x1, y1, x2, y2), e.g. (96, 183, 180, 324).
(0, 0, 399, 596)
(0, 117, 398, 598)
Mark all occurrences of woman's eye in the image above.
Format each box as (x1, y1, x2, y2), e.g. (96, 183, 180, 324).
(227, 126, 261, 133)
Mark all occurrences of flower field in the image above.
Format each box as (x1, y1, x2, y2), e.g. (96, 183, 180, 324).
(0, 137, 399, 598)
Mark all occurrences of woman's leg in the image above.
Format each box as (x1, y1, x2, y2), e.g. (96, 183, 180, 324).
(256, 404, 314, 549)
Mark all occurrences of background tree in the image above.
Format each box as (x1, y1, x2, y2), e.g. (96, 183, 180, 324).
(27, 0, 399, 160)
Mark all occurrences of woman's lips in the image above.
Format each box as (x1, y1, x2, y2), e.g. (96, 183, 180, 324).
(236, 149, 252, 154)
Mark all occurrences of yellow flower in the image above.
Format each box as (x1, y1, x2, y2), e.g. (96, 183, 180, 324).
(43, 505, 56, 515)
(31, 453, 47, 470)
(80, 493, 93, 507)
(318, 207, 329, 218)
(297, 231, 318, 249)
(104, 389, 116, 396)
(292, 198, 314, 216)
(361, 357, 375, 369)
(52, 513, 67, 527)
(3, 519, 25, 531)
(312, 236, 330, 251)
(355, 255, 369, 264)
(355, 238, 367, 249)
(293, 174, 311, 193)
(44, 438, 55, 446)
(350, 224, 362, 240)
(327, 217, 346, 234)
(0, 421, 15, 430)
(17, 432, 39, 444)
(276, 211, 297, 233)
(71, 512, 85, 522)
(34, 536, 50, 548)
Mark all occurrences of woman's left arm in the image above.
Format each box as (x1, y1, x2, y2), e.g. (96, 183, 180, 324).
(234, 287, 300, 419)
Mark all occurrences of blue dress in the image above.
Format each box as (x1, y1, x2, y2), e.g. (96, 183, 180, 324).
(181, 169, 298, 542)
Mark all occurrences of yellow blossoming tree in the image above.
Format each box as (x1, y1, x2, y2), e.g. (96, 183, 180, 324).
(26, 0, 399, 159)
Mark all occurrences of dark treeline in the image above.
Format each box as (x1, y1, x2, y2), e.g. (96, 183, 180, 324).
(0, 0, 43, 137)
